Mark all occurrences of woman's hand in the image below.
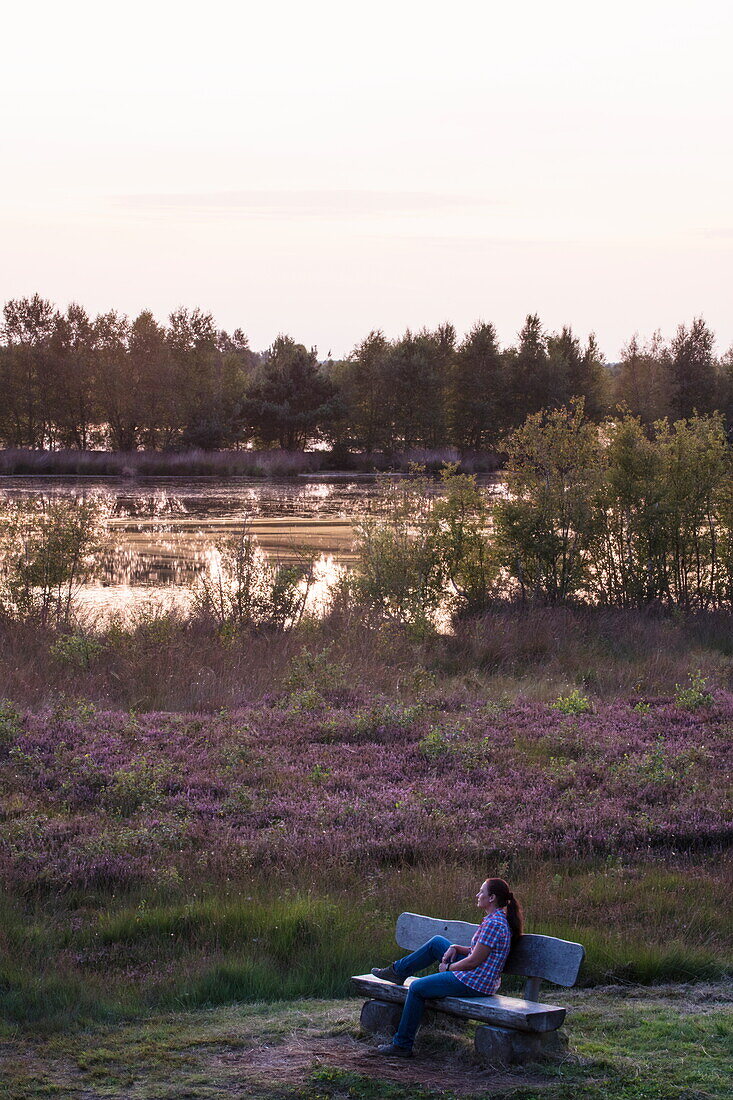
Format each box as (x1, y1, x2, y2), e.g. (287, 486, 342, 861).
(439, 947, 457, 971)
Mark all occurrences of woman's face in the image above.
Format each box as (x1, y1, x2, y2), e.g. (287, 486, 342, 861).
(476, 881, 494, 909)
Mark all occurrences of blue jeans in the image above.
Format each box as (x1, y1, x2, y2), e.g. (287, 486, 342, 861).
(389, 935, 479, 1050)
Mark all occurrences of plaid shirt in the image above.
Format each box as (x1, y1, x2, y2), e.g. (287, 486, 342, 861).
(452, 909, 511, 995)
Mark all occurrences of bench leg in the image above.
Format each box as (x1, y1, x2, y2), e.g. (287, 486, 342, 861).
(359, 999, 403, 1035)
(475, 1025, 569, 1065)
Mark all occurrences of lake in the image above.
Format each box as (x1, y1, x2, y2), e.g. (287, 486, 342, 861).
(0, 474, 503, 620)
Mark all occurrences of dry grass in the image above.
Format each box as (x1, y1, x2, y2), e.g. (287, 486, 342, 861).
(2, 603, 733, 710)
(444, 606, 733, 702)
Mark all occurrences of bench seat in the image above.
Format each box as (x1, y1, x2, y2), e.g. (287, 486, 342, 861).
(350, 973, 566, 1032)
(351, 912, 585, 1063)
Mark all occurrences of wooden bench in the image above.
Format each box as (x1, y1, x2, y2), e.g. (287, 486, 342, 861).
(351, 911, 585, 1063)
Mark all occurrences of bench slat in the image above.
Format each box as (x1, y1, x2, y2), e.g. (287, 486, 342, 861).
(506, 933, 585, 988)
(395, 913, 585, 987)
(350, 974, 566, 1033)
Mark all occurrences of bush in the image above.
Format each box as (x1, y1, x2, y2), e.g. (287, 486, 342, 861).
(0, 499, 104, 627)
(0, 699, 22, 752)
(50, 633, 103, 669)
(191, 528, 314, 633)
(552, 688, 592, 714)
(674, 670, 713, 710)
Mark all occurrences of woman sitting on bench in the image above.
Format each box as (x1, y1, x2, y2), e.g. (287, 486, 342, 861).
(371, 877, 523, 1057)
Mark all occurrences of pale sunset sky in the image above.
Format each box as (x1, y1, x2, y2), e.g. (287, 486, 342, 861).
(2, 0, 732, 358)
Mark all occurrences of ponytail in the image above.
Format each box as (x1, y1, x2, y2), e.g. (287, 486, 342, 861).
(486, 878, 524, 945)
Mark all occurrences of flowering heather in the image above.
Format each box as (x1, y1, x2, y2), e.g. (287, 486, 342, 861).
(1, 693, 730, 894)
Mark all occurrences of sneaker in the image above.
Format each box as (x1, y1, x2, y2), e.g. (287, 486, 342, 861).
(370, 964, 404, 985)
(375, 1043, 413, 1058)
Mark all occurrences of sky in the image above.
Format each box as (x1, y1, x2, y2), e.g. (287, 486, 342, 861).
(2, 0, 732, 359)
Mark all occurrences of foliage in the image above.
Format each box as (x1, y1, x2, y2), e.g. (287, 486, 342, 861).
(348, 467, 501, 630)
(347, 472, 445, 632)
(4, 294, 733, 455)
(1, 695, 729, 892)
(494, 399, 601, 603)
(449, 321, 506, 450)
(551, 688, 592, 714)
(191, 528, 314, 633)
(49, 632, 103, 668)
(243, 335, 341, 449)
(0, 499, 104, 626)
(432, 467, 500, 617)
(0, 686, 730, 1032)
(283, 645, 348, 710)
(490, 404, 733, 610)
(417, 725, 454, 759)
(0, 699, 23, 752)
(672, 316, 718, 417)
(674, 670, 713, 710)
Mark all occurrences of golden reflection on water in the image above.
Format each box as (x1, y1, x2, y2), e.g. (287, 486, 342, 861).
(0, 474, 502, 622)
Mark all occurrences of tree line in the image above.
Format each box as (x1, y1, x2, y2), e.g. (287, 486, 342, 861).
(2, 294, 732, 452)
(348, 403, 733, 620)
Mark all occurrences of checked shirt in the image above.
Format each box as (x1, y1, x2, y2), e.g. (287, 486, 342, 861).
(452, 909, 511, 995)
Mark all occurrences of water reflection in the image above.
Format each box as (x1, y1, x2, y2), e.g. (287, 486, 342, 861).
(0, 474, 502, 620)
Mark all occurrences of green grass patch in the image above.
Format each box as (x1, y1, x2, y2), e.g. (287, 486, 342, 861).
(1, 858, 730, 1032)
(0, 986, 730, 1100)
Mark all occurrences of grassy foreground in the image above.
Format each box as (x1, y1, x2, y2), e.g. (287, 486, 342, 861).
(0, 680, 731, 1030)
(1, 984, 731, 1100)
(1, 610, 731, 1093)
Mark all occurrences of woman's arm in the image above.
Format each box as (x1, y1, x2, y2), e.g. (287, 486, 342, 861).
(440, 943, 471, 964)
(439, 943, 490, 972)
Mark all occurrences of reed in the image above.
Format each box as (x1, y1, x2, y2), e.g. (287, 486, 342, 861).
(0, 446, 500, 478)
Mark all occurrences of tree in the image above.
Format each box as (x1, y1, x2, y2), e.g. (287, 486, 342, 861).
(545, 326, 609, 417)
(719, 345, 733, 439)
(494, 399, 601, 602)
(449, 321, 506, 450)
(167, 307, 219, 444)
(127, 310, 176, 449)
(385, 325, 454, 449)
(505, 314, 554, 423)
(244, 335, 341, 449)
(95, 310, 138, 451)
(48, 303, 99, 449)
(614, 332, 674, 424)
(335, 330, 392, 451)
(580, 333, 611, 418)
(0, 294, 56, 447)
(672, 317, 717, 417)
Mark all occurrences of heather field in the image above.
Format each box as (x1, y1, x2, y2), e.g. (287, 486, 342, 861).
(1, 611, 732, 1099)
(1, 653, 731, 1035)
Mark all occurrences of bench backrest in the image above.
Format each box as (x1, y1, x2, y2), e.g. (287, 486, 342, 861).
(395, 912, 585, 1000)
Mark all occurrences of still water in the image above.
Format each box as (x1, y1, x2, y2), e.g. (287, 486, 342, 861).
(0, 474, 502, 620)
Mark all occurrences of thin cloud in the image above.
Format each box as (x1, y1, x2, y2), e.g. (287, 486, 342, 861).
(696, 228, 733, 240)
(114, 189, 501, 219)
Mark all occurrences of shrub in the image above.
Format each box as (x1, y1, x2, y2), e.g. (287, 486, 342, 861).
(191, 528, 314, 633)
(0, 699, 22, 752)
(494, 399, 601, 604)
(417, 726, 453, 760)
(552, 688, 592, 714)
(50, 633, 103, 669)
(674, 670, 713, 710)
(352, 702, 424, 739)
(0, 499, 105, 627)
(102, 759, 170, 816)
(347, 472, 445, 634)
(283, 645, 345, 696)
